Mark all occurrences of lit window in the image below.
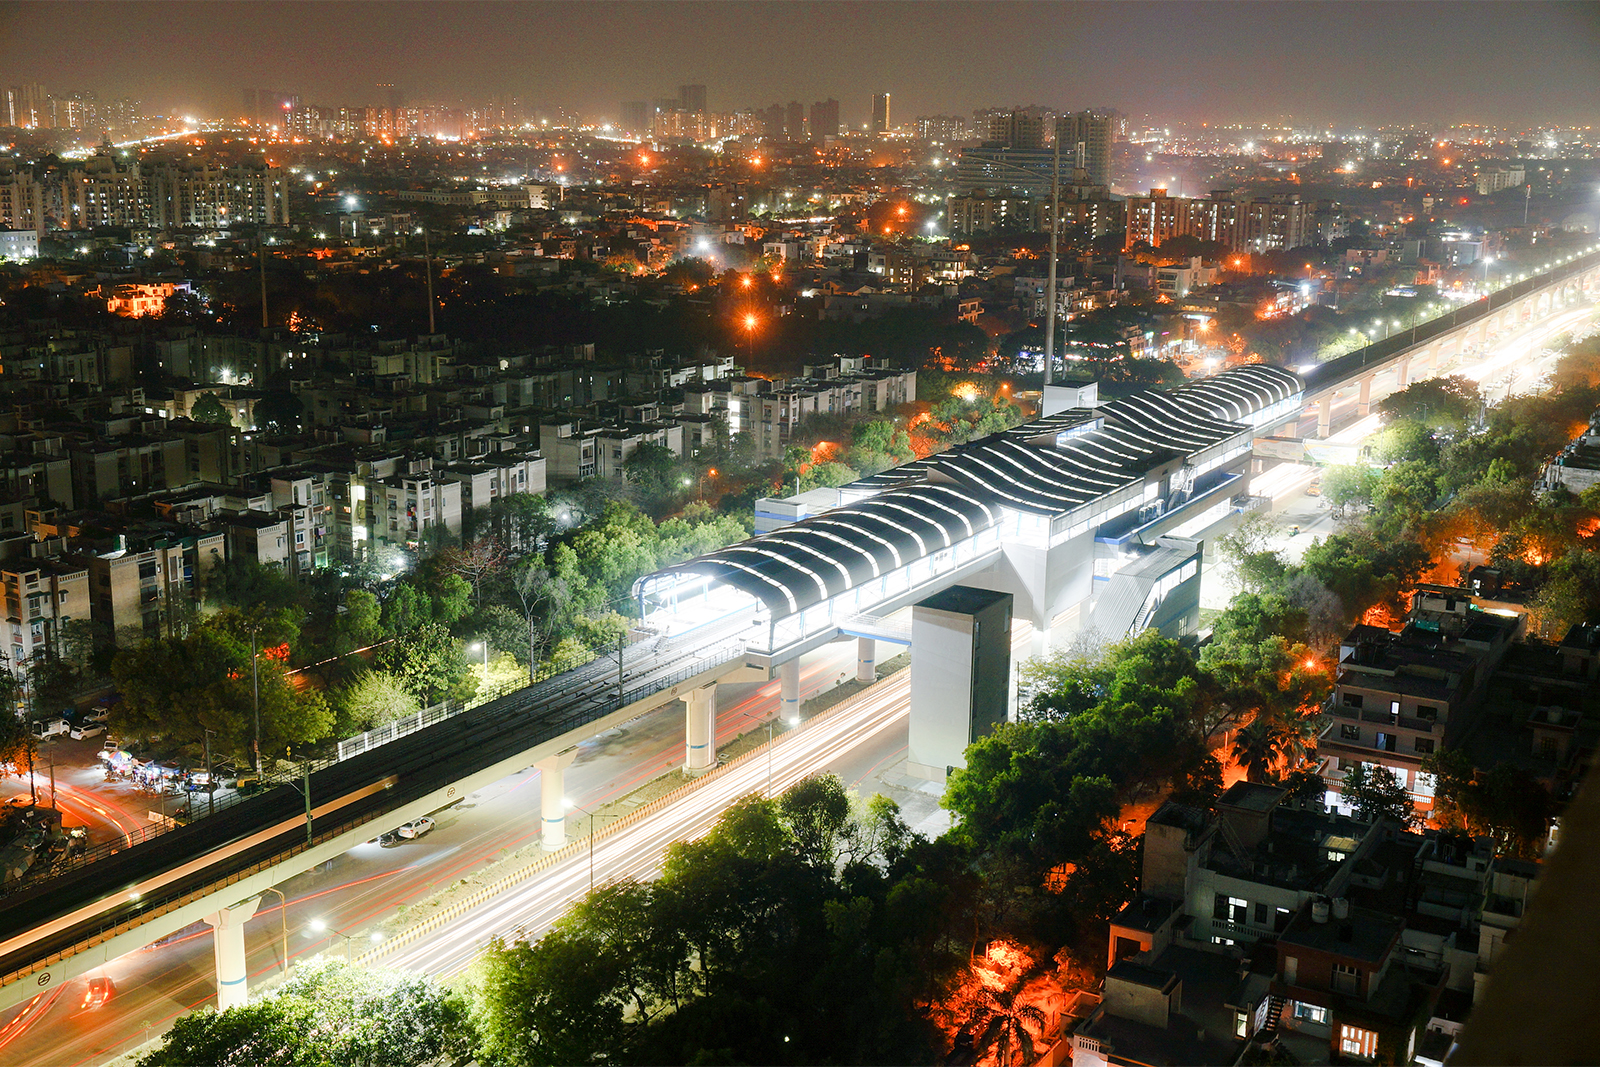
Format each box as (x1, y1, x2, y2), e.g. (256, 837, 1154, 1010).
(1340, 1024, 1377, 1058)
(1292, 1001, 1329, 1025)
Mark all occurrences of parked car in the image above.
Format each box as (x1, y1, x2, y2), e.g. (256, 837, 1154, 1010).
(85, 707, 110, 724)
(31, 718, 69, 740)
(397, 816, 436, 840)
(69, 723, 105, 741)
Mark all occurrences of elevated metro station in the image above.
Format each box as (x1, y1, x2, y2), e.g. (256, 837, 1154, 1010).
(636, 363, 1303, 665)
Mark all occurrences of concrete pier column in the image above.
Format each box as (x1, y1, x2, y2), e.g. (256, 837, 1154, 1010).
(1426, 345, 1439, 377)
(1316, 394, 1333, 438)
(778, 659, 801, 723)
(1356, 375, 1373, 416)
(856, 637, 877, 684)
(536, 749, 579, 849)
(1028, 617, 1053, 661)
(205, 896, 260, 1012)
(1395, 358, 1410, 388)
(683, 684, 717, 773)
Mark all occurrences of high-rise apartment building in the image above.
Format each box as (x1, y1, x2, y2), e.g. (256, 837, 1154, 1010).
(1054, 110, 1113, 189)
(1123, 188, 1312, 253)
(0, 149, 290, 232)
(809, 98, 840, 141)
(761, 103, 786, 141)
(678, 84, 707, 113)
(915, 114, 970, 143)
(871, 92, 891, 135)
(784, 100, 806, 141)
(986, 110, 1046, 150)
(7, 84, 50, 129)
(620, 100, 648, 135)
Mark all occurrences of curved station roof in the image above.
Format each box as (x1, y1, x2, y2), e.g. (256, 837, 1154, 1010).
(653, 364, 1301, 621)
(670, 482, 1003, 616)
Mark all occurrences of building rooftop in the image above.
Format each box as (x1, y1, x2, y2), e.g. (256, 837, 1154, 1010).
(1279, 902, 1403, 965)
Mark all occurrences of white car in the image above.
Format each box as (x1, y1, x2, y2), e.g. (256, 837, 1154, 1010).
(396, 816, 435, 840)
(31, 718, 69, 740)
(70, 723, 105, 740)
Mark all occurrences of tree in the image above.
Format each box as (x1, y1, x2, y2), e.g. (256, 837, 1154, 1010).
(1216, 511, 1288, 594)
(622, 443, 686, 504)
(1424, 749, 1555, 858)
(378, 622, 474, 705)
(1297, 526, 1429, 625)
(138, 960, 468, 1067)
(1376, 375, 1481, 435)
(1321, 464, 1380, 509)
(253, 390, 304, 433)
(437, 538, 506, 608)
(110, 622, 333, 761)
(190, 392, 233, 426)
(336, 670, 421, 733)
(949, 981, 1049, 1067)
(1340, 763, 1415, 827)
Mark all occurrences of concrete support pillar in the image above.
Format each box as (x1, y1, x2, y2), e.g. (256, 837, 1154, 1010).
(1356, 375, 1373, 417)
(1395, 358, 1410, 388)
(856, 637, 877, 684)
(1426, 346, 1438, 377)
(205, 896, 260, 1013)
(778, 659, 801, 723)
(1316, 394, 1333, 438)
(536, 749, 579, 849)
(1028, 617, 1053, 660)
(683, 684, 717, 773)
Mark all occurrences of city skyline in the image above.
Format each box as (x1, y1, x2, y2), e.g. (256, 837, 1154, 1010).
(3, 0, 1599, 128)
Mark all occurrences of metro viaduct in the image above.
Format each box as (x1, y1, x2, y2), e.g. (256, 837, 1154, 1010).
(1290, 244, 1600, 438)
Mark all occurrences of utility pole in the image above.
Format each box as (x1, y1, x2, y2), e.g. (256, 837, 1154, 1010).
(303, 762, 313, 848)
(252, 627, 261, 775)
(422, 227, 436, 334)
(1043, 129, 1060, 387)
(1524, 184, 1531, 227)
(259, 235, 269, 330)
(616, 632, 625, 706)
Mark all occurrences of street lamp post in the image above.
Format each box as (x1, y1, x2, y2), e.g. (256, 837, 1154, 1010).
(310, 919, 382, 964)
(564, 799, 599, 894)
(260, 886, 290, 976)
(203, 728, 216, 817)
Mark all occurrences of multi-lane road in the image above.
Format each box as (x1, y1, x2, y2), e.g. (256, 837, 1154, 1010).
(0, 639, 889, 1067)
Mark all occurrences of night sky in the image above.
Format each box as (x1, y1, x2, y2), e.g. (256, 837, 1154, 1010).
(4, 0, 1599, 127)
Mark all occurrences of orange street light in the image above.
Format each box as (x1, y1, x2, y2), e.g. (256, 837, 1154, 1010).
(742, 313, 759, 363)
(741, 276, 753, 289)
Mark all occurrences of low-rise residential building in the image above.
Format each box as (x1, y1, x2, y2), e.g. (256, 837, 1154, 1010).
(78, 526, 224, 637)
(1318, 594, 1521, 812)
(1083, 782, 1540, 1066)
(539, 417, 683, 483)
(0, 554, 90, 676)
(442, 449, 547, 514)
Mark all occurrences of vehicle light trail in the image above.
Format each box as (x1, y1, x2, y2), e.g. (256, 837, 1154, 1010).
(380, 668, 914, 978)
